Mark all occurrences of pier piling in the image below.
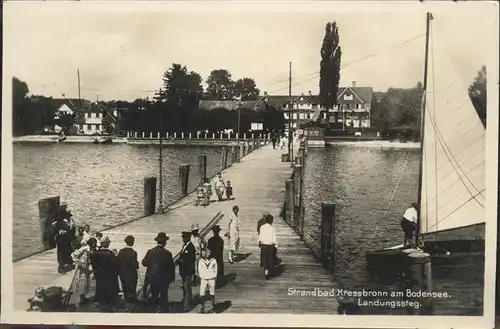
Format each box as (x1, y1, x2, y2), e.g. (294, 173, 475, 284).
(320, 201, 336, 272)
(285, 179, 294, 226)
(406, 251, 433, 315)
(221, 147, 228, 170)
(38, 196, 61, 250)
(179, 164, 190, 196)
(198, 155, 207, 186)
(143, 177, 157, 216)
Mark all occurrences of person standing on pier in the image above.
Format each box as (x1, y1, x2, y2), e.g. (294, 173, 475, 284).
(227, 205, 240, 264)
(257, 212, 270, 267)
(117, 235, 139, 310)
(55, 220, 75, 273)
(141, 232, 175, 313)
(271, 130, 278, 149)
(91, 236, 120, 310)
(401, 203, 418, 247)
(177, 231, 196, 312)
(190, 224, 206, 286)
(215, 173, 226, 202)
(207, 225, 224, 283)
(71, 237, 97, 306)
(198, 248, 218, 313)
(258, 214, 278, 280)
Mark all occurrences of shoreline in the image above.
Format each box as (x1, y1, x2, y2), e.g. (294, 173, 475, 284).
(328, 140, 421, 149)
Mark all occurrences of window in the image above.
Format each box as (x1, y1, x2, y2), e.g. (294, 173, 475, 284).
(299, 113, 304, 120)
(344, 94, 353, 101)
(87, 124, 91, 130)
(334, 105, 339, 110)
(96, 124, 100, 130)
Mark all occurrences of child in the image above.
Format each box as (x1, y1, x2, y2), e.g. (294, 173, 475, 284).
(198, 248, 218, 313)
(225, 181, 233, 200)
(27, 287, 45, 312)
(203, 178, 212, 206)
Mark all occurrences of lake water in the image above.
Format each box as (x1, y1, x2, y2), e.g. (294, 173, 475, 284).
(302, 146, 484, 315)
(12, 143, 483, 315)
(12, 143, 229, 261)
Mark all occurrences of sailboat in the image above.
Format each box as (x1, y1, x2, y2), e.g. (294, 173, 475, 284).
(366, 12, 485, 266)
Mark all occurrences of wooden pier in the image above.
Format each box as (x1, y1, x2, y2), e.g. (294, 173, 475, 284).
(13, 141, 339, 314)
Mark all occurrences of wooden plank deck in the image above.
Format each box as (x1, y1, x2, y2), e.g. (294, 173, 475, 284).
(13, 143, 339, 314)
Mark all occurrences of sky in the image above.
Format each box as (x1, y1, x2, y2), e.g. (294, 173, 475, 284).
(3, 1, 497, 101)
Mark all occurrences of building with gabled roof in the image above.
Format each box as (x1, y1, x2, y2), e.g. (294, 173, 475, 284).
(73, 102, 118, 135)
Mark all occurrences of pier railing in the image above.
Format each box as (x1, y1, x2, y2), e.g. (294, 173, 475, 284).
(126, 131, 271, 142)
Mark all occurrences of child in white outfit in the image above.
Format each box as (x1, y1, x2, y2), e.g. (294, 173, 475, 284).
(198, 248, 218, 313)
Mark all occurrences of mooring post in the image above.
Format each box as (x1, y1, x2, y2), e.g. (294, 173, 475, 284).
(174, 132, 177, 139)
(179, 164, 190, 196)
(285, 179, 294, 226)
(143, 177, 157, 216)
(198, 155, 207, 186)
(221, 147, 228, 170)
(320, 202, 336, 272)
(38, 196, 61, 250)
(406, 251, 433, 315)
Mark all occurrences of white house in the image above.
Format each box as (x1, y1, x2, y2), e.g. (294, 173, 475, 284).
(73, 102, 118, 135)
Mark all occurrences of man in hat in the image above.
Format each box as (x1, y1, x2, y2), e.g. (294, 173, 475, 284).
(207, 225, 224, 283)
(198, 248, 218, 313)
(117, 235, 139, 309)
(90, 236, 120, 309)
(190, 223, 206, 285)
(176, 231, 196, 312)
(141, 232, 175, 313)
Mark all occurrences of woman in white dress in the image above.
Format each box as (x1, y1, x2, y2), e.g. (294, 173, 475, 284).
(226, 205, 240, 263)
(214, 173, 226, 202)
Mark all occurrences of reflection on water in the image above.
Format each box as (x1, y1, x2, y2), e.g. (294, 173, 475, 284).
(303, 146, 484, 315)
(13, 143, 225, 260)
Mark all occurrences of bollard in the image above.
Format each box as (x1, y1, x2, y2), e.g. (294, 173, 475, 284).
(189, 132, 192, 139)
(198, 155, 207, 186)
(285, 180, 294, 226)
(179, 164, 190, 196)
(220, 132, 223, 139)
(197, 131, 200, 139)
(149, 132, 153, 138)
(181, 132, 185, 139)
(221, 147, 228, 170)
(166, 132, 170, 139)
(142, 132, 146, 138)
(320, 202, 336, 272)
(243, 133, 247, 140)
(212, 133, 215, 139)
(406, 251, 433, 315)
(174, 132, 177, 139)
(144, 177, 157, 216)
(38, 196, 61, 250)
(134, 132, 138, 138)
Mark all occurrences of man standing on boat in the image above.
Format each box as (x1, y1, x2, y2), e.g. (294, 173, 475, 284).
(401, 203, 418, 247)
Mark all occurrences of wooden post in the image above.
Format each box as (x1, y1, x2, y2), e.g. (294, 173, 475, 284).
(149, 132, 153, 138)
(198, 155, 207, 186)
(220, 132, 223, 139)
(285, 180, 294, 226)
(320, 202, 336, 272)
(221, 147, 228, 170)
(243, 133, 247, 140)
(38, 196, 61, 250)
(212, 133, 215, 139)
(231, 146, 237, 164)
(174, 132, 177, 139)
(179, 164, 190, 196)
(189, 132, 192, 139)
(293, 165, 302, 234)
(406, 251, 433, 315)
(166, 132, 169, 139)
(257, 135, 261, 148)
(134, 132, 138, 138)
(181, 132, 185, 139)
(144, 177, 157, 216)
(142, 132, 145, 138)
(197, 131, 200, 139)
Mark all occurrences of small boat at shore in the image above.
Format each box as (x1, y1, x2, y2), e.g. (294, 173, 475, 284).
(93, 136, 113, 144)
(366, 13, 485, 268)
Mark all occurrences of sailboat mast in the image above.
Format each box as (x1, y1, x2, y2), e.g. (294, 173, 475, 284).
(415, 12, 432, 246)
(77, 69, 82, 111)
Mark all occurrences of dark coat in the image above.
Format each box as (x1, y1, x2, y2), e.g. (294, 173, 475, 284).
(142, 245, 175, 289)
(207, 235, 224, 278)
(90, 248, 120, 303)
(117, 247, 139, 281)
(177, 242, 196, 277)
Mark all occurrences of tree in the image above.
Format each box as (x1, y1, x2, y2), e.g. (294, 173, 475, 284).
(158, 63, 204, 132)
(468, 65, 486, 127)
(205, 69, 235, 100)
(233, 78, 260, 101)
(12, 77, 30, 135)
(319, 22, 342, 126)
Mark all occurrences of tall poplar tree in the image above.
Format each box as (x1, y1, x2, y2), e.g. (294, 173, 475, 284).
(319, 22, 342, 127)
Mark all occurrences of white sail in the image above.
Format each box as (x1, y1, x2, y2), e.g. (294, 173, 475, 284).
(419, 15, 486, 236)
